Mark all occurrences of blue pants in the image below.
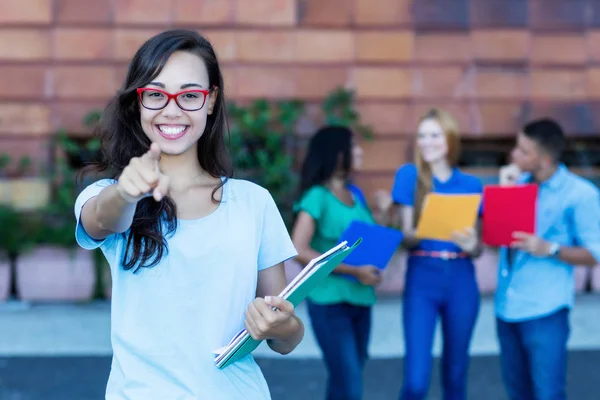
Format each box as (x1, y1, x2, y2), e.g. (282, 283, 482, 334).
(400, 258, 480, 400)
(496, 308, 570, 400)
(307, 301, 371, 400)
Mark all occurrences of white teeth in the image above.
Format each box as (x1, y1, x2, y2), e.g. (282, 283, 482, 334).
(158, 125, 186, 135)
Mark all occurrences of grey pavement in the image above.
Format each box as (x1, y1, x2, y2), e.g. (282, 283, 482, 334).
(1, 295, 600, 399)
(1, 294, 599, 358)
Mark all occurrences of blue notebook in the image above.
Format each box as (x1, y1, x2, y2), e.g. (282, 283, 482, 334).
(338, 221, 403, 275)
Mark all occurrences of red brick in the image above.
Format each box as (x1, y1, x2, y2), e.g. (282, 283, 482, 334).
(298, 0, 353, 27)
(231, 67, 296, 98)
(0, 104, 51, 136)
(114, 29, 163, 61)
(0, 138, 51, 172)
(587, 68, 600, 99)
(356, 103, 410, 136)
(220, 65, 236, 97)
(470, 0, 528, 28)
(531, 35, 587, 65)
(411, 67, 471, 99)
(0, 67, 47, 100)
(474, 68, 529, 99)
(236, 31, 295, 62)
(361, 139, 411, 172)
(407, 102, 473, 136)
(294, 67, 350, 98)
(0, 0, 52, 24)
(0, 30, 50, 60)
(53, 102, 107, 136)
(587, 31, 600, 62)
(56, 0, 112, 23)
(173, 0, 233, 24)
(53, 67, 118, 100)
(530, 0, 587, 30)
(114, 0, 173, 24)
(54, 29, 113, 60)
(528, 103, 595, 135)
(414, 33, 471, 63)
(355, 67, 411, 99)
(472, 30, 529, 61)
(354, 174, 397, 201)
(356, 32, 413, 62)
(531, 70, 587, 100)
(203, 31, 236, 62)
(295, 30, 354, 62)
(473, 102, 529, 136)
(235, 0, 297, 26)
(355, 0, 411, 26)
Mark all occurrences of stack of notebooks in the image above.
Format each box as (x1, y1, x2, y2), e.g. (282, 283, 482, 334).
(213, 238, 361, 369)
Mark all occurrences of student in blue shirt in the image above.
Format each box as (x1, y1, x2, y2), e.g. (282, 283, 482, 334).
(391, 108, 483, 400)
(496, 118, 600, 400)
(73, 29, 303, 400)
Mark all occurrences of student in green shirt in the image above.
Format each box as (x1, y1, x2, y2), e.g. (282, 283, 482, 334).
(291, 126, 389, 400)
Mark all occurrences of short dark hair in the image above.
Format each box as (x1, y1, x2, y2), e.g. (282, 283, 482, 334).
(522, 118, 565, 162)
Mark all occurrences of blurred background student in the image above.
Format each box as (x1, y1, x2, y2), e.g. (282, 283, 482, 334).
(291, 125, 390, 400)
(391, 109, 483, 400)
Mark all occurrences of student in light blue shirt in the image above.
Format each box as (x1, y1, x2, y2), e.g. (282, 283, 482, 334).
(496, 118, 600, 400)
(74, 29, 303, 400)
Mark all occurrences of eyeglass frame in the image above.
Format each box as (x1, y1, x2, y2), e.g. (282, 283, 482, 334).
(136, 87, 212, 112)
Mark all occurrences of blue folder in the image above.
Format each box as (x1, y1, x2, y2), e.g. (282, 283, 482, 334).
(338, 221, 404, 275)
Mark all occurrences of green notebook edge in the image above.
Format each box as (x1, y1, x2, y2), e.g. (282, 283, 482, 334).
(216, 238, 363, 369)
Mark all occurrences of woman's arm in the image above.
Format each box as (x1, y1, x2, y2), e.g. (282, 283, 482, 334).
(291, 211, 380, 285)
(81, 143, 170, 238)
(244, 263, 304, 355)
(393, 204, 421, 249)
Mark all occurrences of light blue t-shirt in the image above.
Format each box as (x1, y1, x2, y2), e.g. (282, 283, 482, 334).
(74, 178, 298, 400)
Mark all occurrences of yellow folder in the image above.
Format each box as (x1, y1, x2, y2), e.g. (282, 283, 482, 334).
(415, 193, 481, 241)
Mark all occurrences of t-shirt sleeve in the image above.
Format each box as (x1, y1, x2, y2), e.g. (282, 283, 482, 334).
(258, 189, 298, 271)
(391, 163, 417, 206)
(74, 178, 117, 250)
(293, 186, 325, 222)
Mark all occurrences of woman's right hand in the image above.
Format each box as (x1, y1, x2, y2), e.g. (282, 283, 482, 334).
(117, 143, 170, 203)
(355, 265, 382, 286)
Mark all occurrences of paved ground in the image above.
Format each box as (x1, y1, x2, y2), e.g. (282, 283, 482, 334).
(0, 295, 599, 399)
(1, 352, 599, 400)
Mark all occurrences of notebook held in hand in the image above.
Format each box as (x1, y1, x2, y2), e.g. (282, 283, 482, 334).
(213, 238, 362, 369)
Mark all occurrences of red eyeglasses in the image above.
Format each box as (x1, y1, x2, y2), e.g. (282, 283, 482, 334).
(136, 88, 211, 111)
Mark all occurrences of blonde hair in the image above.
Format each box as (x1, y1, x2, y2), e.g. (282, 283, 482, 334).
(413, 108, 462, 225)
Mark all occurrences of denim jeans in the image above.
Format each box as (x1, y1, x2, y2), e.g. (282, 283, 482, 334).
(307, 301, 372, 400)
(399, 257, 480, 400)
(496, 307, 570, 400)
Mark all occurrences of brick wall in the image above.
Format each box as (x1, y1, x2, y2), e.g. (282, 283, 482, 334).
(1, 0, 600, 198)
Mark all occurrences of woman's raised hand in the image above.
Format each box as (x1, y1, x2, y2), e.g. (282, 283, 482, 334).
(117, 143, 170, 203)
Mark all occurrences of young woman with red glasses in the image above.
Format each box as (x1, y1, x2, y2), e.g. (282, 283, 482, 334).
(74, 29, 303, 399)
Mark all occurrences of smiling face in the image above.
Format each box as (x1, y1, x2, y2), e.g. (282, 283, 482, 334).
(138, 50, 218, 156)
(416, 118, 449, 164)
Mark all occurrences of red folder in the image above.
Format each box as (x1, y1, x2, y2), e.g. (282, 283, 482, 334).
(482, 184, 538, 246)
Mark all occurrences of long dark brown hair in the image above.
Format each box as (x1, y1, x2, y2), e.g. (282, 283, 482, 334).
(413, 108, 461, 225)
(81, 29, 232, 272)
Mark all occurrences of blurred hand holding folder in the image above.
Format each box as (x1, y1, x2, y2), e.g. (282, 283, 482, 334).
(415, 193, 482, 241)
(338, 221, 403, 276)
(212, 239, 361, 369)
(482, 184, 538, 246)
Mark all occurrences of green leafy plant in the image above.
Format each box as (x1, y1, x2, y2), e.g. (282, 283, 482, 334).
(227, 99, 305, 227)
(321, 87, 374, 140)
